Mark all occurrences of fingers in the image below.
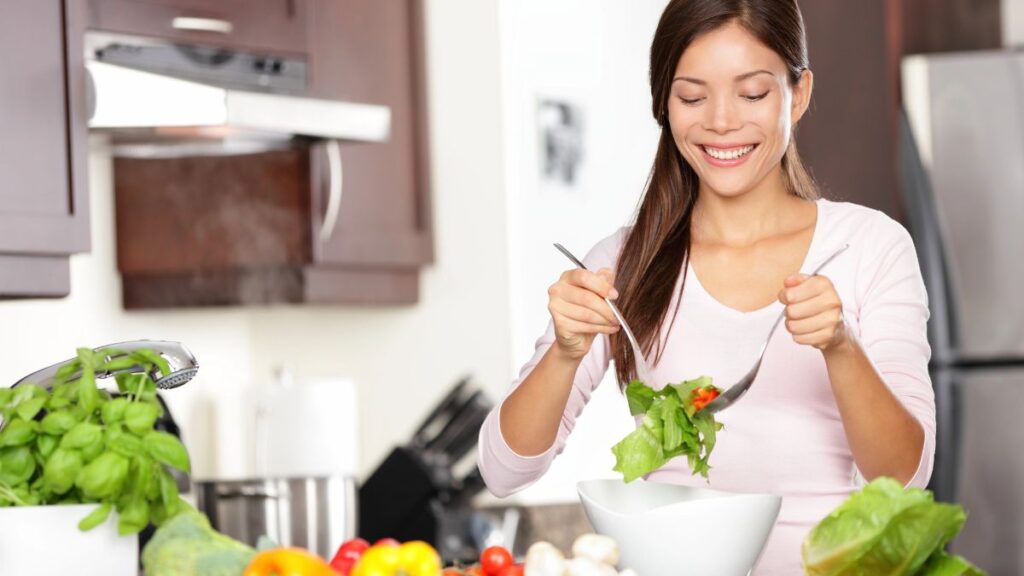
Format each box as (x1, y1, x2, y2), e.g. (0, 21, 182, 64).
(555, 316, 622, 336)
(550, 299, 620, 331)
(778, 274, 832, 305)
(785, 307, 842, 336)
(784, 291, 841, 321)
(562, 268, 617, 300)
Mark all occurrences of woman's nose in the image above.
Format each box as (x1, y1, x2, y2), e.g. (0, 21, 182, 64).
(705, 97, 740, 133)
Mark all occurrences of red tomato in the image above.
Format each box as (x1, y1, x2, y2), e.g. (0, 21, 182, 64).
(479, 546, 513, 575)
(497, 563, 524, 576)
(331, 538, 370, 569)
(464, 567, 486, 576)
(374, 538, 401, 548)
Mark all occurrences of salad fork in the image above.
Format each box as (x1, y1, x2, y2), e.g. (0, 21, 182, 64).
(553, 243, 654, 387)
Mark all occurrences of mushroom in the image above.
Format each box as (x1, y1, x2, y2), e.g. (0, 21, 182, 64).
(571, 534, 620, 566)
(525, 541, 567, 576)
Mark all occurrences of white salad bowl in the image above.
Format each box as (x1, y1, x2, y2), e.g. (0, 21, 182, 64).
(577, 479, 782, 576)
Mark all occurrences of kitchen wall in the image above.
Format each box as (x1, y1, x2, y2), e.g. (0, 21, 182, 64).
(497, 0, 669, 503)
(0, 0, 511, 486)
(1005, 0, 1024, 46)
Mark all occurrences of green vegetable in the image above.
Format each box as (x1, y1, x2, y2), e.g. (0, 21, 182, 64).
(611, 377, 724, 482)
(802, 477, 985, 575)
(0, 346, 191, 535)
(142, 509, 257, 576)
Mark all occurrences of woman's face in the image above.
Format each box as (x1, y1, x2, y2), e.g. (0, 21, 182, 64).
(667, 21, 812, 199)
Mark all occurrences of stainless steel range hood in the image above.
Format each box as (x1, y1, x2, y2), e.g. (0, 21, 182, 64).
(85, 32, 391, 152)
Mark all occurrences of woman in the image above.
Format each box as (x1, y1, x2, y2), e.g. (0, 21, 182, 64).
(478, 0, 934, 573)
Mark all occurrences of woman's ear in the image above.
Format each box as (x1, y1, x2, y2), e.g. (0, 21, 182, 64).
(791, 69, 814, 125)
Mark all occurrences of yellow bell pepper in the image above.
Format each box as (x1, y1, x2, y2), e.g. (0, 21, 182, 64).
(243, 547, 338, 576)
(350, 541, 441, 576)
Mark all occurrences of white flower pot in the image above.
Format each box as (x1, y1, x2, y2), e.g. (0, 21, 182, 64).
(0, 504, 138, 576)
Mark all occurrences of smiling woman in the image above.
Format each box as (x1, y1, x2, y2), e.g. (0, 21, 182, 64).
(479, 1, 935, 574)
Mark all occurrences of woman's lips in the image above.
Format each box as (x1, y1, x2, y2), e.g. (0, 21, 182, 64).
(700, 143, 758, 168)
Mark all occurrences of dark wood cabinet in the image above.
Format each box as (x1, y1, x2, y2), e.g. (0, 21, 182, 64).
(87, 0, 309, 56)
(0, 0, 89, 298)
(305, 0, 432, 268)
(108, 0, 433, 307)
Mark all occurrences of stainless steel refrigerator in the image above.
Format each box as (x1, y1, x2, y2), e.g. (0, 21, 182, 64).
(901, 50, 1024, 575)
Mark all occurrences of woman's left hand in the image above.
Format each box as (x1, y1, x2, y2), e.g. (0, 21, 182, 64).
(778, 274, 849, 351)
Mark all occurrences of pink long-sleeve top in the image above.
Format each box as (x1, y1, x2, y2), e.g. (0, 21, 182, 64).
(478, 199, 936, 575)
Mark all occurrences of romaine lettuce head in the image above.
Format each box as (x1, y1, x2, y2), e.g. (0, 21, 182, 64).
(802, 478, 983, 575)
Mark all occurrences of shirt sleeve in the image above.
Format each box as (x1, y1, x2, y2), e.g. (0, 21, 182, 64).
(477, 231, 624, 497)
(854, 215, 936, 489)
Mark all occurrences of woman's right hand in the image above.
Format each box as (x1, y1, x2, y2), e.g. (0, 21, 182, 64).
(547, 268, 621, 360)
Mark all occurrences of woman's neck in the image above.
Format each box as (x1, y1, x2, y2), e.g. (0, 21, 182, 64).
(692, 167, 813, 247)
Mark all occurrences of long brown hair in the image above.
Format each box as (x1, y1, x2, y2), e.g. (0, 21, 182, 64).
(612, 0, 819, 387)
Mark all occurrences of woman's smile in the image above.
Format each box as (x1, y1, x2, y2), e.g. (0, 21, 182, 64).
(700, 142, 760, 167)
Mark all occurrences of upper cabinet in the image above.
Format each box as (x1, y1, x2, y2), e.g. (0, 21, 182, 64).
(305, 0, 433, 269)
(94, 0, 433, 308)
(0, 0, 90, 298)
(87, 0, 309, 56)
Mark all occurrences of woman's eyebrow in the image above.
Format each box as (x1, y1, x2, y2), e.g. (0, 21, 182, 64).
(672, 69, 774, 85)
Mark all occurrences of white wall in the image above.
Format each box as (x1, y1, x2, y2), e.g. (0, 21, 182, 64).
(0, 0, 510, 484)
(1005, 0, 1024, 46)
(497, 0, 669, 503)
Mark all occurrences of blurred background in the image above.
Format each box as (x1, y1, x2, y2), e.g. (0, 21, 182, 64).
(0, 0, 1020, 572)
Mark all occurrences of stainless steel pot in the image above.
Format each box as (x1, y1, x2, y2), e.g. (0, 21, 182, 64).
(195, 475, 357, 558)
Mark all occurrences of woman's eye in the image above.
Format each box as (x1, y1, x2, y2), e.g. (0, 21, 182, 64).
(742, 92, 769, 102)
(678, 96, 704, 105)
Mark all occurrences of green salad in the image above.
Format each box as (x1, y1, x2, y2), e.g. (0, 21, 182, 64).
(611, 376, 724, 482)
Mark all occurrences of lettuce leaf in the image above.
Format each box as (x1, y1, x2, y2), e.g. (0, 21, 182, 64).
(611, 377, 723, 482)
(802, 477, 985, 575)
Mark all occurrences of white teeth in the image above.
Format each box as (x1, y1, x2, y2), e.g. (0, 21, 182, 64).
(703, 144, 755, 161)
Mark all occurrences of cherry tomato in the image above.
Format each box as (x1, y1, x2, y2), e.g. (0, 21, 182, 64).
(497, 564, 525, 576)
(331, 538, 371, 573)
(479, 546, 513, 575)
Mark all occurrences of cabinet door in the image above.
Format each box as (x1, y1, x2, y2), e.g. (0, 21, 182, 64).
(88, 0, 309, 57)
(0, 0, 89, 255)
(306, 0, 432, 268)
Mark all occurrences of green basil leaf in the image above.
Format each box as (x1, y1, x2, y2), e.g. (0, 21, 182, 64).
(1, 419, 38, 447)
(158, 467, 179, 508)
(77, 366, 100, 417)
(0, 388, 13, 407)
(124, 402, 160, 435)
(117, 498, 149, 535)
(53, 359, 82, 387)
(129, 457, 154, 500)
(130, 349, 172, 383)
(108, 432, 144, 459)
(41, 410, 77, 435)
(60, 422, 103, 450)
(75, 451, 129, 499)
(15, 397, 45, 422)
(78, 502, 112, 531)
(81, 438, 104, 464)
(46, 394, 71, 410)
(43, 448, 83, 494)
(143, 431, 190, 473)
(36, 434, 58, 458)
(99, 357, 136, 373)
(0, 446, 36, 486)
(13, 384, 46, 405)
(101, 398, 129, 425)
